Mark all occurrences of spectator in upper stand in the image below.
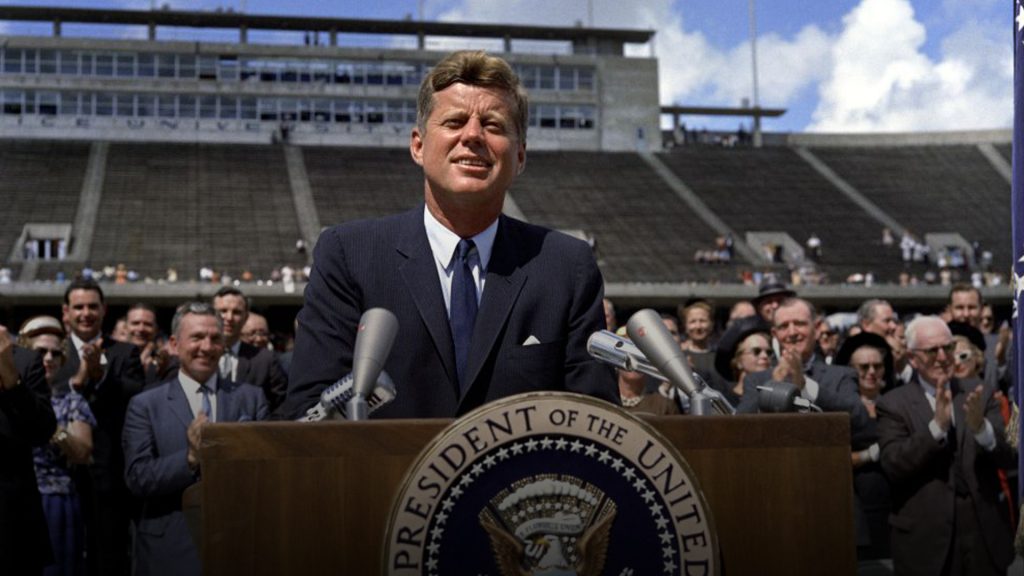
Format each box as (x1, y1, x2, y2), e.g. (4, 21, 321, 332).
(240, 313, 271, 350)
(211, 287, 288, 411)
(0, 323, 57, 576)
(127, 303, 172, 387)
(877, 316, 1015, 576)
(53, 278, 144, 576)
(806, 233, 822, 262)
(123, 302, 268, 576)
(751, 282, 795, 327)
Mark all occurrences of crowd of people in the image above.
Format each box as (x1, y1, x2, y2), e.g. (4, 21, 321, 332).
(606, 281, 1018, 575)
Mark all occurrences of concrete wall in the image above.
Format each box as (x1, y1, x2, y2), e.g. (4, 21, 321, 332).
(596, 57, 660, 152)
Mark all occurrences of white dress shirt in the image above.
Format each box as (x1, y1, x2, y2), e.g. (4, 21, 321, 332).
(178, 371, 218, 422)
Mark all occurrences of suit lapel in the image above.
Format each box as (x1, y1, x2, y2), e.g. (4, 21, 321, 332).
(397, 210, 458, 390)
(166, 377, 195, 429)
(234, 347, 250, 381)
(905, 377, 938, 434)
(216, 378, 233, 422)
(464, 217, 527, 394)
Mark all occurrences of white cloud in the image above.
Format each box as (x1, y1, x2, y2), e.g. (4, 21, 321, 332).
(808, 0, 1010, 132)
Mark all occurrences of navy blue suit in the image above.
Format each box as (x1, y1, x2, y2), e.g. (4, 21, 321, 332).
(277, 206, 617, 419)
(123, 375, 268, 576)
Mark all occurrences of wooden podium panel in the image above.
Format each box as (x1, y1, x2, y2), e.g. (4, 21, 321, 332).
(195, 413, 854, 575)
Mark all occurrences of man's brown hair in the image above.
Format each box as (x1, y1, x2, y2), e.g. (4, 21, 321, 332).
(417, 50, 529, 143)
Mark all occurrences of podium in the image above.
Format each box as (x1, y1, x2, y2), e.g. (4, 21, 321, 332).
(191, 412, 855, 575)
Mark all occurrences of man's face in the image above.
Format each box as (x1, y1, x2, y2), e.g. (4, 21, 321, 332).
(908, 321, 954, 387)
(757, 295, 786, 323)
(63, 288, 105, 341)
(127, 308, 158, 348)
(661, 317, 681, 344)
(240, 314, 270, 349)
(772, 301, 815, 361)
(948, 290, 981, 327)
(411, 82, 525, 220)
(862, 303, 898, 338)
(213, 294, 248, 344)
(172, 313, 225, 383)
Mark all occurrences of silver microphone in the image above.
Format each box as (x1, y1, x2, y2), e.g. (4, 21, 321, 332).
(348, 308, 399, 420)
(298, 371, 396, 422)
(587, 330, 668, 382)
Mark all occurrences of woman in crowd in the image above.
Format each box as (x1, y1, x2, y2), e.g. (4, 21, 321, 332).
(679, 300, 716, 375)
(951, 334, 984, 381)
(712, 316, 772, 406)
(18, 315, 96, 576)
(834, 332, 893, 562)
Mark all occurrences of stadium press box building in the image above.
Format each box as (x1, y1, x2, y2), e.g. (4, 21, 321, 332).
(0, 6, 660, 152)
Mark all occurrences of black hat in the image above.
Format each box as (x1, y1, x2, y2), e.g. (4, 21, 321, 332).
(947, 321, 986, 352)
(834, 331, 894, 390)
(752, 282, 795, 308)
(714, 315, 771, 381)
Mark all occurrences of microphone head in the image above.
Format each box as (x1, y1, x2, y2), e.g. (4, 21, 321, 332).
(626, 308, 698, 396)
(351, 308, 399, 398)
(757, 381, 799, 413)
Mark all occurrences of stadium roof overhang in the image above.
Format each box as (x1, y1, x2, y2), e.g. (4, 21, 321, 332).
(0, 6, 655, 47)
(660, 105, 787, 119)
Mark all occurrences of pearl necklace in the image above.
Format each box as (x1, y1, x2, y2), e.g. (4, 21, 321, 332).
(620, 395, 643, 407)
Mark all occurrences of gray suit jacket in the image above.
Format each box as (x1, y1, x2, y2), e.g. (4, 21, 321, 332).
(877, 376, 1015, 576)
(122, 374, 268, 576)
(277, 206, 617, 419)
(737, 357, 868, 429)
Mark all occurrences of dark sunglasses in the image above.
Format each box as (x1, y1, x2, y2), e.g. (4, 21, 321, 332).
(743, 346, 773, 358)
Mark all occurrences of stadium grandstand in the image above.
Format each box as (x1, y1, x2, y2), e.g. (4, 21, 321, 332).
(0, 5, 1014, 327)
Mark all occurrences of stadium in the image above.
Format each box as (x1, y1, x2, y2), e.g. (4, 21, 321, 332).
(1, 5, 1020, 576)
(0, 4, 1012, 331)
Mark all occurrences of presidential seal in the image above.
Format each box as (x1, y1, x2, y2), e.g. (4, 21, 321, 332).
(384, 392, 718, 575)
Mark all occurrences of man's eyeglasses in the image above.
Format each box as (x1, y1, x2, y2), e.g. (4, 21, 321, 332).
(911, 342, 955, 360)
(742, 346, 773, 358)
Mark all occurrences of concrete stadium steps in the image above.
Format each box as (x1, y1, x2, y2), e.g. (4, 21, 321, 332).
(656, 147, 901, 282)
(809, 145, 1011, 272)
(996, 144, 1011, 165)
(0, 140, 89, 261)
(510, 151, 743, 284)
(303, 146, 423, 227)
(92, 143, 302, 280)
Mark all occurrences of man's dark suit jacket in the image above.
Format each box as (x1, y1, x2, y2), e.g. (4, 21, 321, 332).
(877, 376, 1015, 576)
(123, 375, 268, 576)
(0, 347, 56, 574)
(54, 336, 144, 576)
(277, 206, 617, 419)
(736, 357, 869, 430)
(235, 341, 288, 411)
(54, 337, 144, 493)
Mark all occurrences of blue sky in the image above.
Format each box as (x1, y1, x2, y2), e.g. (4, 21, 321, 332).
(0, 0, 1010, 133)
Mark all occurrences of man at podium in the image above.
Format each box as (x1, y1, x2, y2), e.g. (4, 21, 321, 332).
(276, 50, 616, 420)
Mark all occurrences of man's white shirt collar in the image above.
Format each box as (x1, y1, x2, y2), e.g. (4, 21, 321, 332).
(424, 205, 497, 274)
(179, 371, 219, 421)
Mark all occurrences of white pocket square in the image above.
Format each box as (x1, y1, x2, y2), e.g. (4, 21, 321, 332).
(522, 335, 541, 346)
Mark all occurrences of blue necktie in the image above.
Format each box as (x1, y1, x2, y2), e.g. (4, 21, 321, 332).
(451, 239, 478, 394)
(200, 385, 214, 422)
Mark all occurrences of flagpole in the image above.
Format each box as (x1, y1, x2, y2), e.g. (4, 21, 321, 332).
(748, 0, 762, 148)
